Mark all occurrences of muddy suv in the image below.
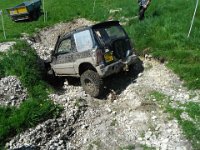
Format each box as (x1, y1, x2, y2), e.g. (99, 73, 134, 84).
(46, 21, 138, 97)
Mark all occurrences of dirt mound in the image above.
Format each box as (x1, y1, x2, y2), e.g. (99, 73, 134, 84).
(25, 18, 94, 60)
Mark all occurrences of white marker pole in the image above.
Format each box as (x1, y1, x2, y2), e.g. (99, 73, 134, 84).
(188, 0, 199, 38)
(93, 0, 96, 13)
(45, 11, 47, 22)
(0, 10, 6, 39)
(42, 0, 46, 22)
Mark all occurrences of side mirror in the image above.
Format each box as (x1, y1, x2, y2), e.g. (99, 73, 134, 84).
(52, 35, 61, 56)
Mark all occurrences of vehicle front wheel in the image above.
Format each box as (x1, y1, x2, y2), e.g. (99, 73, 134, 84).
(80, 70, 103, 98)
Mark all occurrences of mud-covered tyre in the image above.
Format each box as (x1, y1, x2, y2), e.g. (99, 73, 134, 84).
(80, 70, 103, 97)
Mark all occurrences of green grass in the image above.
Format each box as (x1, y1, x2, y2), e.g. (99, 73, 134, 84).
(0, 41, 63, 147)
(127, 0, 200, 89)
(0, 41, 48, 97)
(0, 0, 199, 147)
(0, 0, 134, 40)
(167, 103, 200, 150)
(150, 91, 200, 150)
(119, 145, 135, 150)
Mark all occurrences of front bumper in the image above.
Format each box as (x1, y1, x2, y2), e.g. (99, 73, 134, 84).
(97, 54, 138, 78)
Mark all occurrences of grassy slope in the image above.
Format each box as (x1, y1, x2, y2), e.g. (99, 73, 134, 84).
(0, 0, 199, 89)
(0, 42, 62, 147)
(127, 0, 200, 89)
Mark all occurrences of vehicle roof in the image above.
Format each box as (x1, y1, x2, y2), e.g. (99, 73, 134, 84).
(92, 20, 120, 29)
(62, 20, 120, 38)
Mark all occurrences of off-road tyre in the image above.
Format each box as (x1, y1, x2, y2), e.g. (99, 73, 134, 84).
(80, 70, 103, 98)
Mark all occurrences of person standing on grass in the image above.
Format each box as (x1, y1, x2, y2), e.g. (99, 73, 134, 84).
(138, 0, 151, 20)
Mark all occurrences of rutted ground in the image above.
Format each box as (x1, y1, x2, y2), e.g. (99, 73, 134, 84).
(4, 59, 195, 150)
(69, 59, 195, 150)
(1, 19, 199, 149)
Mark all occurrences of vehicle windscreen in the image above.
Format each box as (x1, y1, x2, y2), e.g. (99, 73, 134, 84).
(94, 25, 126, 44)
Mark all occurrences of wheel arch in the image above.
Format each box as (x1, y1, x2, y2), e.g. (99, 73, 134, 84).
(79, 63, 97, 75)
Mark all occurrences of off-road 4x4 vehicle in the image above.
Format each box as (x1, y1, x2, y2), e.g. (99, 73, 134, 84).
(46, 21, 138, 97)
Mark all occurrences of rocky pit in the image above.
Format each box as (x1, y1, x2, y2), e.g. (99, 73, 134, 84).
(1, 18, 200, 149)
(0, 76, 27, 107)
(0, 42, 16, 53)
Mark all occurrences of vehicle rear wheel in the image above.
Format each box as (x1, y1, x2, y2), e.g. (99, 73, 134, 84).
(80, 70, 103, 98)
